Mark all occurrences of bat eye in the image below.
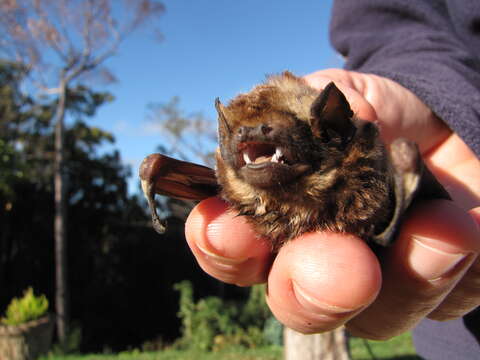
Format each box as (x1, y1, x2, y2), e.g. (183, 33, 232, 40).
(237, 126, 249, 137)
(261, 124, 272, 135)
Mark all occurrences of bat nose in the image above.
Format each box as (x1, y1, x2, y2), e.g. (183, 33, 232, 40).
(238, 124, 273, 140)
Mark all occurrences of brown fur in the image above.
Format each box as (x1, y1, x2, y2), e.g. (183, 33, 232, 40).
(215, 72, 395, 251)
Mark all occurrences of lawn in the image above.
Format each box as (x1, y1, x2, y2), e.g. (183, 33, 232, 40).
(40, 347, 282, 360)
(41, 332, 420, 360)
(349, 332, 421, 359)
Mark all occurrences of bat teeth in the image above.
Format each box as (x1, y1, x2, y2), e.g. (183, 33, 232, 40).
(271, 147, 281, 163)
(240, 144, 287, 166)
(243, 151, 252, 164)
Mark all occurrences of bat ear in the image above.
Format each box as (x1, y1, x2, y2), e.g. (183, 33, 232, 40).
(215, 97, 231, 135)
(215, 98, 233, 160)
(310, 82, 356, 147)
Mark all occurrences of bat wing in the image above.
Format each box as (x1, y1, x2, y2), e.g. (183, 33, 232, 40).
(139, 153, 219, 234)
(372, 138, 450, 246)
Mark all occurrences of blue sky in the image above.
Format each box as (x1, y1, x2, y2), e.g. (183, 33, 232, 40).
(91, 0, 342, 194)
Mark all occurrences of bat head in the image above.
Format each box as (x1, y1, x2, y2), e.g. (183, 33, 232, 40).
(214, 72, 357, 190)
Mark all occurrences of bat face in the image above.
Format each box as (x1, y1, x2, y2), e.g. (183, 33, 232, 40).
(215, 73, 357, 192)
(213, 73, 397, 249)
(215, 109, 314, 189)
(140, 71, 450, 251)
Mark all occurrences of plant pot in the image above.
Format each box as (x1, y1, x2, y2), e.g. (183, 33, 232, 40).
(0, 315, 54, 360)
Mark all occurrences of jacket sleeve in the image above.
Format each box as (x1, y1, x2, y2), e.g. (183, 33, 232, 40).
(330, 0, 480, 157)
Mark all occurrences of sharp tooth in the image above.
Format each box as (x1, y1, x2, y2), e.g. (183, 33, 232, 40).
(271, 152, 278, 163)
(243, 152, 252, 164)
(271, 147, 282, 163)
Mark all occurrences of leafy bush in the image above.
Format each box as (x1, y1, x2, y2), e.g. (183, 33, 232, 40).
(51, 325, 83, 355)
(173, 281, 279, 352)
(263, 317, 283, 346)
(173, 281, 236, 351)
(1, 287, 49, 325)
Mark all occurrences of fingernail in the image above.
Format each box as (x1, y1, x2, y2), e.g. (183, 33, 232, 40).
(196, 242, 248, 267)
(292, 281, 356, 317)
(409, 235, 468, 281)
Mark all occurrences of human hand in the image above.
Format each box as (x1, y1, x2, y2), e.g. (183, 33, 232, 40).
(184, 69, 480, 339)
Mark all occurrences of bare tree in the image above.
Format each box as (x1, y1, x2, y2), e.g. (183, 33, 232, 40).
(0, 0, 164, 344)
(147, 96, 218, 168)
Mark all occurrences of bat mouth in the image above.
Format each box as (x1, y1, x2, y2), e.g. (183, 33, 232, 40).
(236, 142, 311, 188)
(238, 142, 291, 168)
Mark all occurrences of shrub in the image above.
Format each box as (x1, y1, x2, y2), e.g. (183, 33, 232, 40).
(263, 316, 283, 346)
(173, 281, 278, 352)
(1, 287, 49, 326)
(173, 281, 237, 351)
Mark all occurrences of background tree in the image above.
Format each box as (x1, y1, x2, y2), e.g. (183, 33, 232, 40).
(146, 97, 217, 219)
(0, 0, 164, 343)
(147, 97, 218, 168)
(284, 327, 350, 360)
(1, 62, 210, 352)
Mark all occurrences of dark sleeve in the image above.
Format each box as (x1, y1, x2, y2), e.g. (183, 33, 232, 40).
(330, 0, 480, 157)
(329, 1, 480, 358)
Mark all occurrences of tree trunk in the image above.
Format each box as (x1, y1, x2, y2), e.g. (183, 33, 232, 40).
(283, 327, 350, 360)
(54, 79, 68, 344)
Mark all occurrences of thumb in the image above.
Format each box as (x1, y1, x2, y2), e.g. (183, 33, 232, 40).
(469, 207, 480, 229)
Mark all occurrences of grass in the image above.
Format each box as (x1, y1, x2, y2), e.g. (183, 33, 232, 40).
(350, 332, 421, 359)
(41, 332, 419, 360)
(40, 346, 283, 360)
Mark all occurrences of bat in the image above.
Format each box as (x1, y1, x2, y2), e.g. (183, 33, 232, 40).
(139, 72, 450, 251)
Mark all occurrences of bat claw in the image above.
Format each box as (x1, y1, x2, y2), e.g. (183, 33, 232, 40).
(141, 178, 167, 234)
(139, 153, 218, 235)
(151, 214, 166, 234)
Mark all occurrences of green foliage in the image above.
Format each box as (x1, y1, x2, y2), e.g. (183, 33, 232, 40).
(0, 60, 154, 352)
(350, 332, 420, 359)
(38, 332, 419, 359)
(1, 287, 49, 325)
(173, 281, 236, 351)
(0, 139, 25, 198)
(40, 346, 283, 360)
(262, 317, 283, 346)
(239, 284, 271, 328)
(51, 325, 83, 355)
(173, 281, 277, 352)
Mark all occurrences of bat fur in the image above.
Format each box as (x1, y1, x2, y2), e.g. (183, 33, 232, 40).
(140, 72, 450, 251)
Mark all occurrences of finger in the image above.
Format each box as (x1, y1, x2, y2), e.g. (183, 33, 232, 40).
(185, 196, 272, 286)
(428, 207, 480, 320)
(266, 232, 382, 334)
(425, 133, 480, 209)
(346, 200, 480, 340)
